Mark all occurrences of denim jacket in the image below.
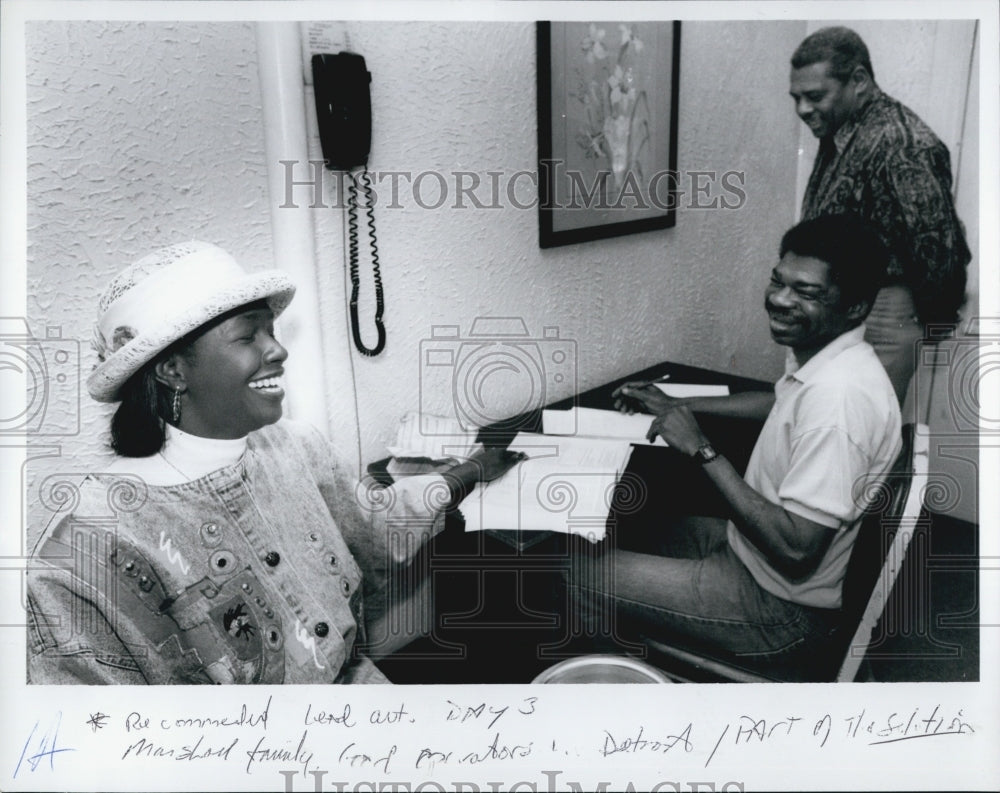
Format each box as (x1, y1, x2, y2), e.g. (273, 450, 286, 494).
(26, 420, 447, 684)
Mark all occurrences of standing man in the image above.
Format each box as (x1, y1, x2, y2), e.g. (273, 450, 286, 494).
(789, 26, 971, 404)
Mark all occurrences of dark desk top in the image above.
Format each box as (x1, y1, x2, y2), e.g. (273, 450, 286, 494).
(370, 360, 772, 552)
(469, 359, 769, 442)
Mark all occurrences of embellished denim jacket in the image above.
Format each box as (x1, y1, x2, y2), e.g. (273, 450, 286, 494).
(26, 420, 447, 684)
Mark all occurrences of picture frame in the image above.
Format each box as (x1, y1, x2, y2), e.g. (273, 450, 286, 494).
(537, 21, 681, 248)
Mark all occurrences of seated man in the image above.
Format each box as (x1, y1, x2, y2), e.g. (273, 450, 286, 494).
(573, 213, 902, 664)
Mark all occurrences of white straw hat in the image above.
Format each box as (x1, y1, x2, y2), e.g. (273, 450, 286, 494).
(88, 241, 296, 403)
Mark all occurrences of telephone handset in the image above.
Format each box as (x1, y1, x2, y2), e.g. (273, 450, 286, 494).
(312, 52, 386, 357)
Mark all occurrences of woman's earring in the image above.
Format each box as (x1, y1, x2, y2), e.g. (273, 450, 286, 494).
(172, 387, 182, 424)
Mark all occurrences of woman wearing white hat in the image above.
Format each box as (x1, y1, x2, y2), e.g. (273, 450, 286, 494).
(27, 241, 520, 684)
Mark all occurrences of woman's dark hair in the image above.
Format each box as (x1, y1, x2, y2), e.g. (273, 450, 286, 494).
(109, 359, 176, 457)
(110, 333, 200, 457)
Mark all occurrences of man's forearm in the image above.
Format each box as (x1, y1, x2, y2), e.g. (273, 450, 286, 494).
(643, 401, 831, 578)
(684, 391, 775, 421)
(700, 454, 830, 578)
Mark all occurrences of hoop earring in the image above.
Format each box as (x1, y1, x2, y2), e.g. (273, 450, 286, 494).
(172, 387, 182, 424)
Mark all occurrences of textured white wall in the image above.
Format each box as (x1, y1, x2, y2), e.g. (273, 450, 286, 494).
(26, 19, 976, 534)
(25, 21, 273, 533)
(24, 19, 805, 530)
(305, 21, 803, 470)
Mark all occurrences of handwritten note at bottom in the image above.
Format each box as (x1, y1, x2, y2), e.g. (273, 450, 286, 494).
(2, 685, 987, 792)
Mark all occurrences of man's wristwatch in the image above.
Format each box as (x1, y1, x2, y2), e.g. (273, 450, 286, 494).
(691, 443, 720, 465)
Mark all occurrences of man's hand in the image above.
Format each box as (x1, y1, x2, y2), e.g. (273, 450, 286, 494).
(646, 404, 710, 454)
(612, 382, 682, 415)
(612, 382, 711, 452)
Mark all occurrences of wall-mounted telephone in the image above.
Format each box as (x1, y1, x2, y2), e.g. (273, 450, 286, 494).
(312, 52, 386, 357)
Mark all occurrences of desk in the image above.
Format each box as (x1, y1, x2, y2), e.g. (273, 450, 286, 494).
(473, 359, 770, 550)
(371, 361, 771, 683)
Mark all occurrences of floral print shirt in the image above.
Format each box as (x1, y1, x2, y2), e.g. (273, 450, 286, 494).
(801, 88, 971, 326)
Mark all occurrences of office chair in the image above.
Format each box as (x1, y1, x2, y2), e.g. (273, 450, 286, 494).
(642, 423, 930, 683)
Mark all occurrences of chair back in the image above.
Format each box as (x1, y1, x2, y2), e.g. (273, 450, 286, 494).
(836, 423, 929, 681)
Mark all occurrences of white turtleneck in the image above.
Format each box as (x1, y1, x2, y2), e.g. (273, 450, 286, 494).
(105, 424, 248, 486)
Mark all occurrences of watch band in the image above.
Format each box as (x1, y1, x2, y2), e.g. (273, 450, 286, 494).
(692, 443, 720, 465)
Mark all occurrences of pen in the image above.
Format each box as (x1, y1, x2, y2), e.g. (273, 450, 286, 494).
(624, 375, 671, 390)
(636, 375, 672, 387)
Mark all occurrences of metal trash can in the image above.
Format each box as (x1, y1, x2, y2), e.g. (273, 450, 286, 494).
(532, 655, 673, 684)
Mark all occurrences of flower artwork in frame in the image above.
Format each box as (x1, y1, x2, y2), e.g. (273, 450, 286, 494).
(537, 21, 681, 248)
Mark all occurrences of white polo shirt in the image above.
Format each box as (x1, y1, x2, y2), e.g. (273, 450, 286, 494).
(727, 324, 902, 609)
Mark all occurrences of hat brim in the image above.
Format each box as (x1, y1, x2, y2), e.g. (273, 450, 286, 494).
(87, 270, 296, 403)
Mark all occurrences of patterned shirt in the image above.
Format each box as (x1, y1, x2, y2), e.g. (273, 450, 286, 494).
(801, 88, 970, 326)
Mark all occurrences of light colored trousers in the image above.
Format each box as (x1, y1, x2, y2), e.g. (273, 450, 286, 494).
(865, 284, 924, 406)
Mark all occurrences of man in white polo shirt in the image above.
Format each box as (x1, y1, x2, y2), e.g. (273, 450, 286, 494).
(594, 213, 902, 663)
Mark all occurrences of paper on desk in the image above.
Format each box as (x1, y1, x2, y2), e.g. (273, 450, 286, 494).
(385, 457, 454, 479)
(653, 383, 730, 398)
(542, 407, 667, 446)
(459, 432, 634, 541)
(386, 412, 482, 462)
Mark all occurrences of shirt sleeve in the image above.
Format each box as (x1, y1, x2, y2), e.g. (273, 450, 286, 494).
(300, 423, 448, 593)
(26, 517, 149, 685)
(777, 425, 874, 531)
(880, 145, 971, 326)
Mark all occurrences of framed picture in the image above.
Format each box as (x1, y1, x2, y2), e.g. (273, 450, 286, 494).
(537, 21, 681, 248)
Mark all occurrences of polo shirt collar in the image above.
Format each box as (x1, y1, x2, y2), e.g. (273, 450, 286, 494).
(783, 324, 867, 384)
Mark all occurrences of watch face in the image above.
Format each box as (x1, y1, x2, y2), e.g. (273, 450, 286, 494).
(695, 444, 718, 463)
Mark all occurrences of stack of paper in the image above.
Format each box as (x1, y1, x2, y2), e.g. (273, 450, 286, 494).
(384, 457, 454, 479)
(541, 384, 730, 445)
(386, 412, 482, 462)
(653, 383, 730, 398)
(459, 433, 634, 542)
(580, 406, 662, 444)
(392, 385, 731, 540)
(542, 407, 665, 445)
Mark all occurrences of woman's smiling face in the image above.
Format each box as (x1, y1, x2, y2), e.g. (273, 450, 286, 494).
(171, 301, 288, 439)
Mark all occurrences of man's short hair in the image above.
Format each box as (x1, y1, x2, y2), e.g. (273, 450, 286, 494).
(780, 214, 888, 311)
(791, 26, 874, 83)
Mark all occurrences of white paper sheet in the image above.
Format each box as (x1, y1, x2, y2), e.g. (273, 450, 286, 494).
(458, 433, 634, 540)
(654, 383, 730, 398)
(386, 411, 482, 461)
(542, 407, 667, 446)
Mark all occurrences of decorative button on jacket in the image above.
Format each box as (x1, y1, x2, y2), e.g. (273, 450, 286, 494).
(26, 420, 448, 685)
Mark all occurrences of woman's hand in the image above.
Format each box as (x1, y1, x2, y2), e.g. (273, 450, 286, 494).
(443, 447, 527, 506)
(466, 446, 527, 483)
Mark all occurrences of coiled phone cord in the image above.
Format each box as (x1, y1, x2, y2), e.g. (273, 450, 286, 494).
(346, 166, 385, 356)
